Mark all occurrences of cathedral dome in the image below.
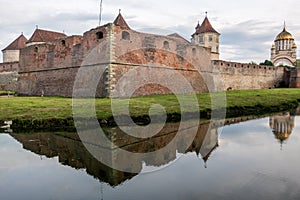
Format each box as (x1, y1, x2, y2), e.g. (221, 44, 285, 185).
(275, 27, 294, 41)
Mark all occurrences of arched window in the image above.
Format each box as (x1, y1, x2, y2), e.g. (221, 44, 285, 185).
(34, 47, 38, 53)
(122, 31, 130, 40)
(163, 41, 169, 50)
(61, 40, 66, 46)
(96, 31, 104, 40)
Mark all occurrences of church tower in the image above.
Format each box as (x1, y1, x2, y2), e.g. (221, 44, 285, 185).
(192, 14, 220, 60)
(271, 22, 297, 67)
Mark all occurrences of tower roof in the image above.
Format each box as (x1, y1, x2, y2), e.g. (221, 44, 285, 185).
(193, 17, 220, 36)
(27, 28, 67, 44)
(113, 12, 130, 29)
(275, 23, 294, 41)
(2, 34, 28, 51)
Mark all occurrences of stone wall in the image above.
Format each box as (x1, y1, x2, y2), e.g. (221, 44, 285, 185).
(0, 71, 18, 91)
(289, 68, 300, 88)
(110, 26, 213, 97)
(15, 23, 291, 97)
(212, 60, 285, 90)
(18, 27, 111, 97)
(0, 62, 18, 73)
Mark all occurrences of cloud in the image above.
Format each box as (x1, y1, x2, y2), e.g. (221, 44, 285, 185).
(219, 20, 284, 63)
(1, 0, 300, 64)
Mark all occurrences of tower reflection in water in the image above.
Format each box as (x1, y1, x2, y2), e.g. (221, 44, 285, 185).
(269, 111, 295, 147)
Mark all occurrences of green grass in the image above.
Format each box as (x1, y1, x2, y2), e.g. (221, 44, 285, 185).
(0, 90, 15, 96)
(0, 89, 299, 121)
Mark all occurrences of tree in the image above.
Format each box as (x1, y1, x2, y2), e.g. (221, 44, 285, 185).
(259, 60, 274, 66)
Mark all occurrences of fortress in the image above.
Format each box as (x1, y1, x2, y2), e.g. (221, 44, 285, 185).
(0, 12, 299, 97)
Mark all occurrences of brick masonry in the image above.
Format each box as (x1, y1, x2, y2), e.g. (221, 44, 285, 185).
(0, 20, 298, 97)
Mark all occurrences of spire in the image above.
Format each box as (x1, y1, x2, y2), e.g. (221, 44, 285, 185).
(195, 21, 200, 29)
(193, 15, 220, 36)
(283, 20, 286, 31)
(113, 10, 130, 29)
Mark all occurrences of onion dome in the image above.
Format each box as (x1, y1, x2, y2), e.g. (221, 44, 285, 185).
(275, 26, 294, 42)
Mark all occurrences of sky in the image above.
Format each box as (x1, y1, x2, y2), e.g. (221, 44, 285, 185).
(1, 0, 300, 63)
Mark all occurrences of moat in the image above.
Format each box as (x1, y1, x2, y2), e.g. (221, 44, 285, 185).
(0, 109, 299, 200)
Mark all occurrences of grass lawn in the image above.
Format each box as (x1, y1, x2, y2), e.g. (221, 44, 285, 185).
(0, 89, 299, 121)
(0, 90, 15, 96)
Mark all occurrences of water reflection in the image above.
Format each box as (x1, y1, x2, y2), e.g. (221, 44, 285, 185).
(0, 108, 299, 200)
(270, 112, 295, 146)
(8, 120, 219, 186)
(6, 110, 299, 186)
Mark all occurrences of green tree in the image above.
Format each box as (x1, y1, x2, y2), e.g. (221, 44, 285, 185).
(249, 61, 257, 65)
(259, 60, 274, 66)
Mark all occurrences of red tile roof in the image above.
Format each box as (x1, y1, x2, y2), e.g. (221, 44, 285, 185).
(27, 29, 67, 44)
(2, 34, 28, 51)
(193, 17, 219, 36)
(113, 13, 130, 29)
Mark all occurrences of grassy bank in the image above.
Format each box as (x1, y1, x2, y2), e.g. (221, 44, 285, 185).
(0, 89, 299, 130)
(0, 90, 15, 96)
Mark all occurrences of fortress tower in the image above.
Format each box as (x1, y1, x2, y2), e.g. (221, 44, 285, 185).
(2, 34, 27, 63)
(191, 14, 220, 60)
(271, 23, 297, 67)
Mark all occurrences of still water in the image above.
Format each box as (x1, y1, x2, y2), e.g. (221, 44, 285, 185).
(0, 110, 299, 200)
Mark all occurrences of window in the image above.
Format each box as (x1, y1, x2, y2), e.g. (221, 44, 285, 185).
(192, 48, 196, 55)
(163, 41, 169, 49)
(34, 47, 38, 53)
(61, 40, 66, 46)
(199, 36, 204, 43)
(96, 31, 104, 40)
(209, 35, 213, 42)
(122, 31, 130, 40)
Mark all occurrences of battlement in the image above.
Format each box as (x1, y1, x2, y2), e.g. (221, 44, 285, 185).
(212, 60, 284, 90)
(213, 60, 283, 74)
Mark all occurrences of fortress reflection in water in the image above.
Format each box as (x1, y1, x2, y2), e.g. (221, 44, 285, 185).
(8, 108, 299, 187)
